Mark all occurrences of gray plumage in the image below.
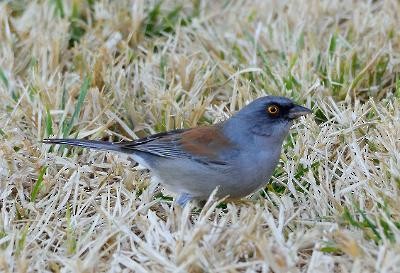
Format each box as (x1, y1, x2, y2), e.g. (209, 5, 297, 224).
(43, 96, 311, 205)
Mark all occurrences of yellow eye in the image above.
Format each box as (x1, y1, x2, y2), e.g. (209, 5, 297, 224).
(267, 105, 280, 115)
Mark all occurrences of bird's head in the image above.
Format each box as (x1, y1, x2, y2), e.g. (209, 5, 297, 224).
(223, 96, 311, 141)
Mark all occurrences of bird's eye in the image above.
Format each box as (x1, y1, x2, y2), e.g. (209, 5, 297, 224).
(267, 105, 280, 115)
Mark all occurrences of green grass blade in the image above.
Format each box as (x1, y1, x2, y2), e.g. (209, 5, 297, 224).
(45, 108, 53, 137)
(328, 33, 337, 58)
(62, 76, 90, 137)
(0, 67, 9, 89)
(61, 86, 67, 110)
(66, 203, 77, 254)
(53, 0, 65, 18)
(16, 225, 29, 256)
(31, 166, 47, 202)
(395, 77, 400, 98)
(145, 1, 163, 36)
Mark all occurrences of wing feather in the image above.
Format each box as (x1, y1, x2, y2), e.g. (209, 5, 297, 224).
(44, 127, 234, 166)
(117, 126, 234, 165)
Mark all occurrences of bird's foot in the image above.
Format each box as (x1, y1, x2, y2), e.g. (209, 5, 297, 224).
(176, 193, 192, 207)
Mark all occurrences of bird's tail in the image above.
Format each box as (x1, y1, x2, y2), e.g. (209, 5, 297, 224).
(42, 138, 123, 153)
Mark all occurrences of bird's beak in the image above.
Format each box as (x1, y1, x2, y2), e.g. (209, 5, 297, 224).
(288, 105, 312, 119)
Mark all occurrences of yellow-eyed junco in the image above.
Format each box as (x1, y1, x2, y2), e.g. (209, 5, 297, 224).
(43, 96, 311, 205)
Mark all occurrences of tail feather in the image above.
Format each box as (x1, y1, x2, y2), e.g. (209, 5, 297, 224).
(42, 138, 123, 153)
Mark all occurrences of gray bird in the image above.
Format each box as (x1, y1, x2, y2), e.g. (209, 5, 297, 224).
(43, 96, 311, 205)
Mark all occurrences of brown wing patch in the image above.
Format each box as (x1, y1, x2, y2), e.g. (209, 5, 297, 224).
(179, 126, 234, 160)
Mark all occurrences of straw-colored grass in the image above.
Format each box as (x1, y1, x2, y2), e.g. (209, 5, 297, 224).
(1, 0, 400, 272)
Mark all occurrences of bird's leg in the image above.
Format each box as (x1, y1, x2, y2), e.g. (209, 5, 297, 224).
(176, 193, 192, 206)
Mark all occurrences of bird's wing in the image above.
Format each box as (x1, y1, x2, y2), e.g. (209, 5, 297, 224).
(41, 129, 187, 154)
(43, 127, 235, 165)
(117, 128, 189, 158)
(118, 126, 235, 165)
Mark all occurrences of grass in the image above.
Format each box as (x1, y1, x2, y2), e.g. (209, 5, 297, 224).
(30, 166, 47, 202)
(0, 0, 400, 272)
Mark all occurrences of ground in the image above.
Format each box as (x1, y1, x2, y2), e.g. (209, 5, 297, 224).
(0, 0, 400, 272)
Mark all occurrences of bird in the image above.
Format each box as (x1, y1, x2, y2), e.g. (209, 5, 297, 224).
(43, 96, 311, 206)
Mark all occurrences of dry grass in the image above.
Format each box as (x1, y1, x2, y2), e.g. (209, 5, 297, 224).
(0, 0, 400, 272)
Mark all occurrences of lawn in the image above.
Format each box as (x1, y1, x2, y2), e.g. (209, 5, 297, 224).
(0, 0, 399, 272)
